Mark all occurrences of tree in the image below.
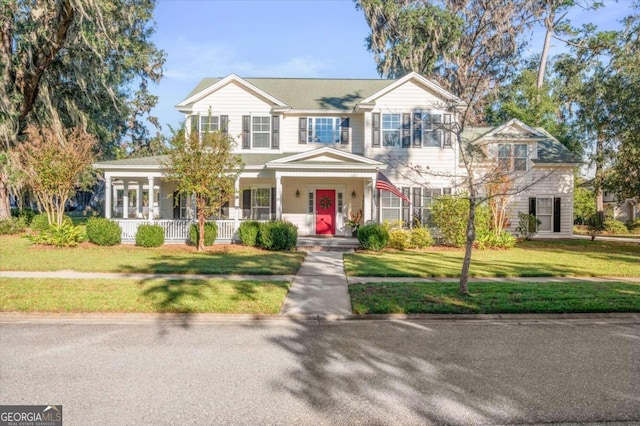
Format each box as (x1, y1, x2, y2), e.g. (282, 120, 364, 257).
(167, 126, 243, 251)
(359, 0, 539, 294)
(0, 0, 165, 219)
(16, 125, 95, 226)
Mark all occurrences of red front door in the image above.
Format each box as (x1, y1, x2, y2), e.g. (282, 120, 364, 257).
(315, 190, 335, 235)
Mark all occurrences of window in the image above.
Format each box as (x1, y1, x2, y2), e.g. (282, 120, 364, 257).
(337, 192, 344, 214)
(415, 112, 442, 147)
(382, 114, 401, 147)
(308, 192, 314, 214)
(381, 191, 402, 221)
(308, 118, 341, 143)
(498, 143, 528, 171)
(252, 188, 271, 219)
(200, 116, 219, 139)
(536, 197, 552, 232)
(251, 116, 271, 148)
(412, 188, 442, 227)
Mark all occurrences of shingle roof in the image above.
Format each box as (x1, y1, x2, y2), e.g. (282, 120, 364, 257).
(94, 153, 293, 169)
(182, 77, 394, 110)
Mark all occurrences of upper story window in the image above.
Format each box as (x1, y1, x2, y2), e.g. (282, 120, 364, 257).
(308, 118, 341, 143)
(252, 116, 271, 148)
(414, 112, 452, 148)
(498, 143, 528, 172)
(199, 116, 219, 139)
(382, 114, 401, 147)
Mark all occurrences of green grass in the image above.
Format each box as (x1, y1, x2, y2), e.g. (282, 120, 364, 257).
(0, 278, 289, 313)
(0, 235, 305, 275)
(345, 239, 640, 277)
(349, 281, 640, 314)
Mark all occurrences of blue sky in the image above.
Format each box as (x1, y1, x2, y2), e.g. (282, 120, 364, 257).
(149, 0, 633, 134)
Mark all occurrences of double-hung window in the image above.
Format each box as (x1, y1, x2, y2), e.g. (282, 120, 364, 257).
(251, 116, 271, 148)
(251, 188, 271, 219)
(382, 114, 401, 147)
(420, 112, 443, 147)
(498, 143, 528, 172)
(411, 188, 443, 227)
(380, 191, 402, 221)
(199, 116, 219, 139)
(308, 118, 341, 143)
(536, 197, 553, 232)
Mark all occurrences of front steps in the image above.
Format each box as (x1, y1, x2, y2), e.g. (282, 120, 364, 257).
(296, 236, 360, 252)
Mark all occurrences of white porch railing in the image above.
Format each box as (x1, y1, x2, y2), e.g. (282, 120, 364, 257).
(115, 219, 253, 243)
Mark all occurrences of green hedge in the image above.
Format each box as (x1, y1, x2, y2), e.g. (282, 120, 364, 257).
(258, 221, 297, 251)
(0, 217, 27, 235)
(86, 217, 121, 246)
(238, 221, 260, 247)
(357, 224, 389, 251)
(135, 224, 165, 247)
(11, 208, 37, 225)
(189, 222, 218, 246)
(30, 213, 72, 232)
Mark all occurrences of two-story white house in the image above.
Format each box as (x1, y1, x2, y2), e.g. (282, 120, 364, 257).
(94, 72, 578, 242)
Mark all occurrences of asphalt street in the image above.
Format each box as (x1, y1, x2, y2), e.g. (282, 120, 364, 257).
(1, 317, 638, 425)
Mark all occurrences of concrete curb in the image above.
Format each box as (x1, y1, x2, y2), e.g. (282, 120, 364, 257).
(1, 311, 638, 325)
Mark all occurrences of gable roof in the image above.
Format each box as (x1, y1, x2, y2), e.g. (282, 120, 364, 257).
(177, 73, 458, 111)
(266, 146, 384, 169)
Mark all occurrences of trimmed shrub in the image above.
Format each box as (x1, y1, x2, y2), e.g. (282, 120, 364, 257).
(30, 213, 71, 232)
(431, 196, 490, 247)
(189, 222, 218, 246)
(604, 219, 628, 235)
(0, 217, 27, 235)
(27, 222, 84, 247)
(357, 223, 389, 251)
(475, 229, 516, 250)
(238, 220, 260, 247)
(586, 213, 605, 240)
(388, 229, 411, 250)
(11, 207, 37, 225)
(258, 221, 297, 251)
(86, 217, 121, 246)
(626, 219, 640, 234)
(515, 212, 541, 240)
(410, 227, 434, 249)
(135, 224, 165, 247)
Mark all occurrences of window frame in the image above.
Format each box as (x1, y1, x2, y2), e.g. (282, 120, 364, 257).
(420, 111, 444, 148)
(498, 143, 529, 172)
(380, 190, 402, 221)
(199, 115, 220, 140)
(251, 187, 271, 220)
(251, 116, 272, 149)
(307, 117, 342, 144)
(382, 114, 401, 147)
(536, 197, 553, 232)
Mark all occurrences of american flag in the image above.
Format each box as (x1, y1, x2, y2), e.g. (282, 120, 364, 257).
(376, 171, 411, 203)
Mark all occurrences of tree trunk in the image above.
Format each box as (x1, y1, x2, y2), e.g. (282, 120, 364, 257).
(197, 194, 205, 251)
(0, 173, 11, 219)
(537, 21, 554, 89)
(459, 194, 476, 296)
(595, 134, 605, 222)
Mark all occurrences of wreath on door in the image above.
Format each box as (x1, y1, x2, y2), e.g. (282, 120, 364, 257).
(319, 195, 333, 209)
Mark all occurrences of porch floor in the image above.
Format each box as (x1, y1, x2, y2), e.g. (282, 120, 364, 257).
(296, 236, 359, 252)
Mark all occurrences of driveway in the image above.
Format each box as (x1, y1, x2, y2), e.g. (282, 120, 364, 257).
(1, 317, 638, 425)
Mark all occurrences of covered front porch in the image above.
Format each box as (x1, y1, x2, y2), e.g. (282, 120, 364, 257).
(95, 147, 385, 243)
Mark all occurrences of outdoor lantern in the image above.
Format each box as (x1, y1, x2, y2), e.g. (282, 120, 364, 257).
(295, 189, 300, 198)
(351, 190, 356, 199)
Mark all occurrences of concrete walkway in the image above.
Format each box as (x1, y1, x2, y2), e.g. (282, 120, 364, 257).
(280, 251, 352, 316)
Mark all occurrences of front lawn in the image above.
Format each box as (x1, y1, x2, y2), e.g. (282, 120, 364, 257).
(0, 236, 304, 275)
(344, 239, 640, 277)
(0, 278, 289, 314)
(349, 281, 640, 314)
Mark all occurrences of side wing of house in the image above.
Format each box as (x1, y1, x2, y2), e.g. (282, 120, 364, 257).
(471, 119, 578, 238)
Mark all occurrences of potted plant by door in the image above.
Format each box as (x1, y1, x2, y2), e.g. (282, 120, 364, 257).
(346, 209, 362, 237)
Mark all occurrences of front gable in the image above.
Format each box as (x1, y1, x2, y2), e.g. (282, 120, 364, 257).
(266, 146, 383, 170)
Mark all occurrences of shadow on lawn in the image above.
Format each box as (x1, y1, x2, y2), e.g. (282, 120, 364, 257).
(256, 318, 638, 424)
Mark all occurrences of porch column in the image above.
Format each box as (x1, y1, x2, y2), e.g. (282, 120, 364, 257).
(136, 183, 142, 218)
(364, 179, 373, 224)
(105, 177, 112, 219)
(147, 176, 155, 223)
(275, 175, 282, 220)
(122, 181, 129, 219)
(233, 177, 240, 229)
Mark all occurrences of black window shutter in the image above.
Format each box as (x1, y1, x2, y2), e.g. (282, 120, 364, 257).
(271, 188, 276, 220)
(242, 189, 251, 219)
(220, 115, 229, 135)
(271, 115, 279, 150)
(402, 187, 411, 224)
(413, 112, 422, 147)
(443, 114, 452, 147)
(242, 115, 250, 149)
(372, 113, 381, 147)
(191, 115, 199, 133)
(554, 197, 561, 232)
(413, 187, 422, 207)
(529, 198, 536, 216)
(340, 118, 350, 144)
(299, 117, 307, 144)
(402, 113, 411, 148)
